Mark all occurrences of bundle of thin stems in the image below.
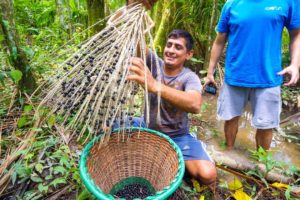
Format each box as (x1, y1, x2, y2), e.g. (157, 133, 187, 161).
(37, 3, 161, 139)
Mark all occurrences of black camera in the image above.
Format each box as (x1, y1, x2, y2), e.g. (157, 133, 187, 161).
(205, 84, 217, 95)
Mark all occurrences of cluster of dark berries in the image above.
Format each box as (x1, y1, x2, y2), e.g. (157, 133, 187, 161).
(115, 184, 154, 200)
(45, 6, 156, 136)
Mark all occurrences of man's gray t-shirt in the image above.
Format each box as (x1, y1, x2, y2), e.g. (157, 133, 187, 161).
(145, 50, 202, 137)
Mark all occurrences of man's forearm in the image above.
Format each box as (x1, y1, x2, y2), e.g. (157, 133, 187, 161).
(153, 83, 201, 114)
(289, 29, 300, 68)
(127, 58, 201, 114)
(207, 33, 228, 76)
(278, 29, 300, 86)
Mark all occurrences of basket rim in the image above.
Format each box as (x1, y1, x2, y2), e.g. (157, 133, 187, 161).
(79, 127, 185, 200)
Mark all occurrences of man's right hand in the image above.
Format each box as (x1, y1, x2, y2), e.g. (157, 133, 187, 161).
(277, 65, 300, 86)
(203, 74, 217, 90)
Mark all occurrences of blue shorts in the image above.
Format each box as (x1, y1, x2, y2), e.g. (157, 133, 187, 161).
(113, 117, 213, 161)
(172, 133, 213, 161)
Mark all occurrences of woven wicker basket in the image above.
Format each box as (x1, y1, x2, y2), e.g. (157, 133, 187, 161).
(80, 127, 185, 200)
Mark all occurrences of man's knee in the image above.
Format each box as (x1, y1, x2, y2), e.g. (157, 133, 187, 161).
(196, 164, 217, 185)
(189, 162, 217, 185)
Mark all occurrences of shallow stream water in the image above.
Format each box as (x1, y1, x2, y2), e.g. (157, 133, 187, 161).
(198, 94, 300, 168)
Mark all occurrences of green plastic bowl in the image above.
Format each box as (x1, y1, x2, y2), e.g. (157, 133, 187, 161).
(80, 127, 185, 199)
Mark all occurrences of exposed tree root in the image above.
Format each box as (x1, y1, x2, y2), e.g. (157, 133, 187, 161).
(211, 149, 293, 184)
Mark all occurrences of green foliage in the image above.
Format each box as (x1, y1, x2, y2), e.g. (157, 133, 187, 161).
(281, 86, 300, 109)
(24, 105, 33, 113)
(47, 114, 56, 128)
(219, 140, 226, 150)
(10, 69, 23, 83)
(210, 128, 220, 137)
(35, 163, 44, 174)
(248, 147, 300, 188)
(250, 147, 277, 173)
(11, 134, 82, 198)
(107, 0, 126, 12)
(0, 0, 88, 83)
(76, 189, 96, 200)
(17, 104, 34, 128)
(38, 183, 49, 194)
(21, 46, 35, 59)
(17, 116, 28, 128)
(246, 166, 269, 186)
(23, 190, 43, 200)
(0, 70, 7, 86)
(1, 19, 10, 31)
(0, 34, 5, 42)
(10, 46, 18, 62)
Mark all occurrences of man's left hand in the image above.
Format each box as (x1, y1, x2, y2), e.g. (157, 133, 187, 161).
(277, 65, 299, 86)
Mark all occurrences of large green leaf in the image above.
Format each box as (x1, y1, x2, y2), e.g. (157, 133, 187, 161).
(26, 27, 39, 35)
(49, 177, 67, 188)
(21, 46, 35, 58)
(10, 69, 23, 83)
(30, 174, 43, 183)
(38, 183, 49, 193)
(53, 166, 67, 175)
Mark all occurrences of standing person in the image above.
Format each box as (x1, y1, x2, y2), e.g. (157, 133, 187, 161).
(205, 0, 300, 150)
(128, 30, 217, 185)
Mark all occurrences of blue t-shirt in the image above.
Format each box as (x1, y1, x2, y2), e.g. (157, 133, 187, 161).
(217, 0, 300, 88)
(145, 51, 202, 137)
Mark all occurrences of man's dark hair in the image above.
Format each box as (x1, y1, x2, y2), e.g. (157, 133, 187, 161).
(167, 29, 194, 51)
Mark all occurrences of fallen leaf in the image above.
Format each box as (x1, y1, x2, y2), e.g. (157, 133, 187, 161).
(271, 182, 288, 189)
(233, 190, 252, 200)
(228, 177, 243, 191)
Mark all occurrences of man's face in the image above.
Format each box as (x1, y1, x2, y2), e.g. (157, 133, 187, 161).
(163, 37, 193, 68)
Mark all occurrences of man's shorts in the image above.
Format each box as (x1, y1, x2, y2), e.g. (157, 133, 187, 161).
(172, 133, 213, 161)
(217, 83, 281, 129)
(113, 117, 213, 161)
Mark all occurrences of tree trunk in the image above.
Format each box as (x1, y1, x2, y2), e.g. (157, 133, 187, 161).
(86, 0, 105, 36)
(153, 0, 174, 54)
(104, 0, 110, 17)
(56, 0, 65, 29)
(150, 0, 163, 34)
(211, 149, 294, 184)
(65, 0, 74, 37)
(0, 0, 37, 94)
(203, 0, 218, 69)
